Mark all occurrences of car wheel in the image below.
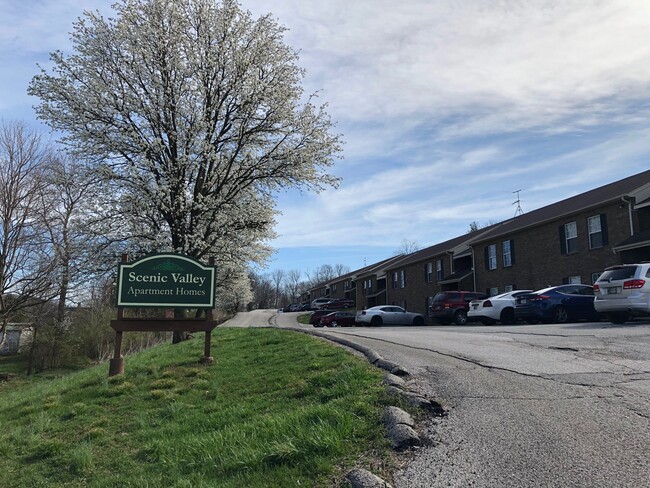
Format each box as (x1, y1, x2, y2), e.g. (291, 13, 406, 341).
(370, 316, 382, 327)
(500, 308, 515, 325)
(413, 316, 424, 326)
(553, 306, 568, 323)
(453, 310, 467, 326)
(331, 321, 337, 327)
(609, 312, 630, 324)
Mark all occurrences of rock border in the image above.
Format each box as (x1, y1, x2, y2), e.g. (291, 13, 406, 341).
(285, 326, 448, 488)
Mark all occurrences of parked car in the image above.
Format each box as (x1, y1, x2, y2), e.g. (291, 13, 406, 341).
(319, 311, 356, 327)
(468, 290, 533, 325)
(299, 302, 311, 311)
(430, 291, 488, 325)
(310, 309, 338, 327)
(310, 298, 331, 310)
(320, 298, 355, 310)
(355, 306, 425, 326)
(593, 263, 650, 323)
(282, 303, 301, 312)
(514, 285, 601, 324)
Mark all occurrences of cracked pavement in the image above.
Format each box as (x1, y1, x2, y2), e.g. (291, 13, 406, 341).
(318, 320, 649, 487)
(226, 312, 650, 487)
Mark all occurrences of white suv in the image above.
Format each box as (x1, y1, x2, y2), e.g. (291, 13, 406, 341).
(593, 264, 650, 323)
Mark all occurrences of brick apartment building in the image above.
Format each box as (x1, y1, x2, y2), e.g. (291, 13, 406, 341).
(305, 169, 650, 317)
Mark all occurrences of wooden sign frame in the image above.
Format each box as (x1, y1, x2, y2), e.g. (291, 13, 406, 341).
(109, 254, 218, 376)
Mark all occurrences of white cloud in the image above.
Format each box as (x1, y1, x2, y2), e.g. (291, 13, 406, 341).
(250, 0, 650, 139)
(3, 0, 650, 274)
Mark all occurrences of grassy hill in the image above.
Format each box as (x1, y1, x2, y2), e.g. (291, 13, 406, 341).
(0, 328, 394, 487)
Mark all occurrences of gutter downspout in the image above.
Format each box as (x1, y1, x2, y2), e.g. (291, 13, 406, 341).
(470, 246, 477, 292)
(621, 196, 634, 236)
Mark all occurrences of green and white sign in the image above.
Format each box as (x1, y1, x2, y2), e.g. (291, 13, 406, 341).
(116, 253, 216, 308)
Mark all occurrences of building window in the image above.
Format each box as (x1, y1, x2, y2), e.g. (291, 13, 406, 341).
(502, 240, 514, 267)
(400, 270, 406, 288)
(588, 215, 608, 249)
(425, 262, 433, 283)
(488, 287, 499, 296)
(567, 275, 581, 284)
(436, 259, 444, 281)
(392, 272, 398, 289)
(363, 279, 372, 295)
(332, 284, 337, 293)
(504, 284, 514, 292)
(486, 244, 497, 270)
(560, 221, 578, 254)
(591, 272, 601, 284)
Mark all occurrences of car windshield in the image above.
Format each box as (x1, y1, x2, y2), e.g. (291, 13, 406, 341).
(433, 292, 459, 303)
(598, 266, 637, 281)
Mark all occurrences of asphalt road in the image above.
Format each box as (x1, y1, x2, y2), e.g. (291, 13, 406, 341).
(222, 311, 650, 487)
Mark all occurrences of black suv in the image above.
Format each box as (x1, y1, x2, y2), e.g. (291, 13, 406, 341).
(431, 291, 488, 325)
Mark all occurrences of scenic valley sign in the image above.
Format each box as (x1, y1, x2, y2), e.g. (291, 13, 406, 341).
(116, 253, 216, 308)
(110, 253, 218, 376)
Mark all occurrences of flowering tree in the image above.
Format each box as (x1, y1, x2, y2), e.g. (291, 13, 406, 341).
(29, 0, 341, 269)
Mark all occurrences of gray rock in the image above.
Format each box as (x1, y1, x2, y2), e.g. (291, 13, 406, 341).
(375, 358, 405, 374)
(382, 372, 406, 388)
(388, 423, 421, 450)
(386, 386, 445, 413)
(383, 405, 415, 429)
(366, 349, 382, 364)
(389, 364, 410, 376)
(346, 468, 394, 488)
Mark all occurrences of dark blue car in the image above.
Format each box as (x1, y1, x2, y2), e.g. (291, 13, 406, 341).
(514, 285, 601, 324)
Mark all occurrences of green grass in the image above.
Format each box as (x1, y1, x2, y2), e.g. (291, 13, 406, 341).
(0, 328, 393, 487)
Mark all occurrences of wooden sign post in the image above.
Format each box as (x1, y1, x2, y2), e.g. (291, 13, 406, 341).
(109, 253, 217, 376)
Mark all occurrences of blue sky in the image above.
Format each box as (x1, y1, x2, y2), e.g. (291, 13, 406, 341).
(2, 1, 650, 279)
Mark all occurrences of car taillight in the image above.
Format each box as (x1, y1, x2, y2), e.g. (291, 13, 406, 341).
(593, 284, 600, 293)
(530, 295, 549, 301)
(624, 279, 645, 289)
(483, 300, 492, 307)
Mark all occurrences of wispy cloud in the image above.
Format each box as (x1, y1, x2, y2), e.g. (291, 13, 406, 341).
(252, 0, 650, 139)
(2, 0, 650, 274)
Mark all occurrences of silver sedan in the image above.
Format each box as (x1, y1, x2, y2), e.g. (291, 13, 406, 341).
(355, 305, 426, 326)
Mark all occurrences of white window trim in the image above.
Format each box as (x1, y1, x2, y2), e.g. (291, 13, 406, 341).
(565, 221, 578, 254)
(503, 240, 512, 267)
(588, 215, 603, 249)
(488, 244, 497, 270)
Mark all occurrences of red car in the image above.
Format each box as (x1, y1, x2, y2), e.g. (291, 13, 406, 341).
(431, 291, 488, 325)
(319, 311, 356, 327)
(310, 309, 336, 326)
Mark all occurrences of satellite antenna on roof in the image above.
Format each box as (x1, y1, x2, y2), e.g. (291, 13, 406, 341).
(512, 190, 524, 217)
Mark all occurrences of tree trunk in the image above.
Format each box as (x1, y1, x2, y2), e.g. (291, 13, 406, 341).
(172, 308, 190, 343)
